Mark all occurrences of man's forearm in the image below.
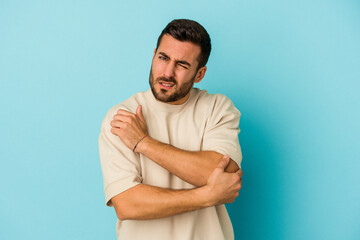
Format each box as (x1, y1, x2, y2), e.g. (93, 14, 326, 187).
(136, 137, 239, 186)
(112, 184, 210, 220)
(111, 156, 241, 221)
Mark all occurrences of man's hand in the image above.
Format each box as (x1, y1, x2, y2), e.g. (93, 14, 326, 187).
(110, 105, 148, 151)
(204, 155, 243, 206)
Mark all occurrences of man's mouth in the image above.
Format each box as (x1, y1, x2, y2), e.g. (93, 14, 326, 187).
(159, 81, 175, 90)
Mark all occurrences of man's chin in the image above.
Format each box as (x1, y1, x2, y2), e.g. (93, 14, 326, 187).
(153, 88, 172, 101)
(155, 93, 173, 103)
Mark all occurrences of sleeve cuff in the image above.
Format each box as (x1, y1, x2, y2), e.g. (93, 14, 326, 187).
(104, 175, 142, 206)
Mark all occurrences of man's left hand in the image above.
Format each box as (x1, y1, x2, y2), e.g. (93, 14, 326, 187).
(110, 105, 148, 151)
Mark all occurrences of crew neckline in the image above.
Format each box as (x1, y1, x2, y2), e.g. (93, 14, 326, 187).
(145, 88, 197, 113)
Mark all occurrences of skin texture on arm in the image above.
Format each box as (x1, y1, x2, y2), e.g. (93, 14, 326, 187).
(112, 156, 242, 220)
(136, 137, 239, 186)
(110, 105, 241, 187)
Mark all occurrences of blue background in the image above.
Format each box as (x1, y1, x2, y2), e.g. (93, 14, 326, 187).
(1, 0, 359, 239)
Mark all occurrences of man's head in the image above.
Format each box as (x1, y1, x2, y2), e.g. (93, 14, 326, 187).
(156, 19, 211, 70)
(150, 19, 212, 105)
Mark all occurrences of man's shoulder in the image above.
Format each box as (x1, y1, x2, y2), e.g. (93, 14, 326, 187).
(102, 91, 147, 121)
(193, 88, 240, 117)
(193, 88, 234, 106)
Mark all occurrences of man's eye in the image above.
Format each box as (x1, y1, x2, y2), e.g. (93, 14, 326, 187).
(179, 64, 188, 69)
(159, 56, 167, 60)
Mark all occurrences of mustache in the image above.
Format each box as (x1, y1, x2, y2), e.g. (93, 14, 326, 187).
(157, 76, 177, 84)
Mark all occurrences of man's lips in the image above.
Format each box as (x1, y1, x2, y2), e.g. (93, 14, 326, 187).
(159, 81, 175, 90)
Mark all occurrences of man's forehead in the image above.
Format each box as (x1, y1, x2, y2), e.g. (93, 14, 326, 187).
(157, 34, 201, 63)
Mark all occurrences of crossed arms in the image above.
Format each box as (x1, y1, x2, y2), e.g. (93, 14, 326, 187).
(107, 105, 243, 220)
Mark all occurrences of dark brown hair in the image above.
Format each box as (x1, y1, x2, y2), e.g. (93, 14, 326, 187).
(156, 19, 211, 69)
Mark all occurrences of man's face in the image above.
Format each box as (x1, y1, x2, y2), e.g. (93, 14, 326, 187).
(149, 34, 204, 105)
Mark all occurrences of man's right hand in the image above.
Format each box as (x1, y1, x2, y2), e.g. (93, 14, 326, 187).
(204, 155, 243, 206)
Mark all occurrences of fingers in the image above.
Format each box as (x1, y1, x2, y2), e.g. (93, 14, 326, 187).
(117, 109, 134, 117)
(113, 114, 133, 123)
(217, 155, 230, 170)
(136, 105, 145, 122)
(110, 120, 126, 129)
(114, 110, 139, 124)
(236, 168, 243, 178)
(235, 169, 243, 186)
(116, 106, 145, 123)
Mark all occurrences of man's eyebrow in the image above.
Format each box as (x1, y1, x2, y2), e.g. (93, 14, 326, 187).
(159, 52, 169, 59)
(158, 52, 191, 67)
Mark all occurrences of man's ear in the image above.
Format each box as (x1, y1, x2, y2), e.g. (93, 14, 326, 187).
(153, 48, 157, 57)
(194, 66, 207, 83)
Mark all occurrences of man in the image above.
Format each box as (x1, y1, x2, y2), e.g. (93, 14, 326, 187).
(99, 19, 243, 240)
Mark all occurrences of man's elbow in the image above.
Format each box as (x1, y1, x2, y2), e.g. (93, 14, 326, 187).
(225, 159, 240, 173)
(210, 151, 239, 173)
(111, 194, 137, 221)
(113, 200, 140, 220)
(115, 208, 130, 221)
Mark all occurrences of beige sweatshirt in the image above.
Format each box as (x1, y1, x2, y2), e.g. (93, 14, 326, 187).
(99, 88, 242, 240)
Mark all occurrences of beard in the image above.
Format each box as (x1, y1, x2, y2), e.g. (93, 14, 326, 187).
(149, 68, 196, 103)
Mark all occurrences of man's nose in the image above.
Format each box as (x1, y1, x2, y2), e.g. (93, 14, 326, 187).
(163, 61, 175, 78)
